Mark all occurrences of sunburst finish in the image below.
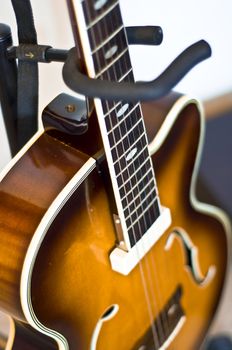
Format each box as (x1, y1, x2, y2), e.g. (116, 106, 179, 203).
(0, 94, 229, 349)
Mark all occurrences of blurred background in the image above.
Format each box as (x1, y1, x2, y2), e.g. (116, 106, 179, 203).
(0, 0, 232, 169)
(0, 0, 232, 346)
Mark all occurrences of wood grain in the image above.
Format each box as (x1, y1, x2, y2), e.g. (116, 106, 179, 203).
(0, 94, 228, 349)
(0, 133, 89, 321)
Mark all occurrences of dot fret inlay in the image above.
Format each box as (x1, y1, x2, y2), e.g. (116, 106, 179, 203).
(80, 0, 161, 248)
(94, 0, 108, 11)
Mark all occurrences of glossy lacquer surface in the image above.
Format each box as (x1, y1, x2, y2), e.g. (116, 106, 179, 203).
(0, 95, 228, 349)
(0, 134, 88, 320)
(31, 98, 227, 349)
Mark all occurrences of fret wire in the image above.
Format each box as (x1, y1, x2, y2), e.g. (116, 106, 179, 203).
(106, 105, 137, 134)
(97, 19, 138, 240)
(137, 180, 155, 209)
(118, 68, 133, 82)
(106, 103, 140, 132)
(104, 101, 121, 117)
(95, 48, 128, 78)
(101, 68, 133, 87)
(98, 2, 139, 219)
(82, 4, 140, 246)
(133, 105, 160, 230)
(113, 139, 147, 169)
(121, 170, 153, 201)
(112, 124, 149, 186)
(83, 1, 102, 81)
(114, 140, 147, 167)
(87, 1, 119, 29)
(128, 199, 160, 246)
(101, 70, 134, 115)
(127, 197, 159, 231)
(119, 68, 134, 82)
(122, 177, 155, 209)
(95, 2, 142, 236)
(106, 105, 144, 246)
(105, 104, 134, 132)
(83, 0, 119, 27)
(91, 25, 124, 54)
(118, 157, 151, 190)
(100, 50, 131, 82)
(119, 163, 152, 199)
(116, 147, 150, 186)
(92, 29, 127, 75)
(95, 3, 121, 74)
(124, 182, 155, 216)
(99, 19, 159, 238)
(118, 158, 152, 199)
(125, 194, 158, 229)
(109, 124, 143, 154)
(115, 145, 148, 185)
(124, 188, 157, 220)
(110, 118, 143, 149)
(87, 3, 123, 51)
(93, 13, 130, 87)
(82, 0, 160, 246)
(116, 151, 147, 186)
(104, 36, 153, 244)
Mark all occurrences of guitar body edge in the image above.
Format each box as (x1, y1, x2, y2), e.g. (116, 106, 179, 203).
(0, 131, 96, 349)
(0, 93, 230, 349)
(144, 94, 231, 347)
(1, 317, 58, 350)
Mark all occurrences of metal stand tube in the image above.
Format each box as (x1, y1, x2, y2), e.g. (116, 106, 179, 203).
(0, 24, 18, 156)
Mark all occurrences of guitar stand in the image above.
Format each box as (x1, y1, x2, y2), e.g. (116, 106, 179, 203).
(0, 22, 211, 155)
(8, 35, 212, 103)
(0, 24, 18, 156)
(62, 40, 211, 102)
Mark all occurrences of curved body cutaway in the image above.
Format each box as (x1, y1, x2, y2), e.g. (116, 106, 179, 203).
(0, 94, 230, 349)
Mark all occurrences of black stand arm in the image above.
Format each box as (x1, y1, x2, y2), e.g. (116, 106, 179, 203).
(63, 40, 211, 102)
(0, 24, 18, 156)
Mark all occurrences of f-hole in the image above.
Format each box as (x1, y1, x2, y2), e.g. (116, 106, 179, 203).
(90, 304, 119, 350)
(165, 227, 216, 286)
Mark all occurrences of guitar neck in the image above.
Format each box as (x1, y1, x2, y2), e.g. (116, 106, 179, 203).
(68, 0, 161, 250)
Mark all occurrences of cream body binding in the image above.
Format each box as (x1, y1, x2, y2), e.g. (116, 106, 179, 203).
(1, 95, 231, 350)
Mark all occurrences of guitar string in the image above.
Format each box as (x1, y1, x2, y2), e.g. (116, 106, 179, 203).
(117, 16, 172, 344)
(105, 2, 170, 341)
(90, 3, 160, 347)
(97, 0, 172, 344)
(84, 0, 160, 347)
(114, 2, 171, 336)
(91, 0, 168, 345)
(80, 0, 180, 344)
(84, 0, 176, 346)
(122, 65, 169, 340)
(133, 104, 171, 338)
(99, 11, 161, 347)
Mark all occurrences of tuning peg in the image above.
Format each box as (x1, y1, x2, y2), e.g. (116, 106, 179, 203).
(126, 26, 163, 46)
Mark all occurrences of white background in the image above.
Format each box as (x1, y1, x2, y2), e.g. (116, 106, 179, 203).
(0, 0, 232, 169)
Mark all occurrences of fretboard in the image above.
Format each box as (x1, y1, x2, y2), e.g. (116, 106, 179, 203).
(71, 0, 161, 249)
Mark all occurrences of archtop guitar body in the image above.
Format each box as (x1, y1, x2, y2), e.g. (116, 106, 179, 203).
(0, 93, 230, 349)
(0, 0, 230, 348)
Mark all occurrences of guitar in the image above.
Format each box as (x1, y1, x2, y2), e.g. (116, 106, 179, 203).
(0, 0, 230, 349)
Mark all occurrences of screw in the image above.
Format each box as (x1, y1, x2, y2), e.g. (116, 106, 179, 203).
(65, 104, 76, 113)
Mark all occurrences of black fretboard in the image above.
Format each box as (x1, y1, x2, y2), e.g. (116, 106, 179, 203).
(78, 0, 161, 248)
